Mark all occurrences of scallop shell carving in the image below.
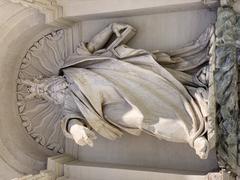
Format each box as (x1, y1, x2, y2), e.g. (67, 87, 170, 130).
(16, 30, 67, 153)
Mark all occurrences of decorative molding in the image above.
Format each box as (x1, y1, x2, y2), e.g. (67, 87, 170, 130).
(207, 170, 235, 180)
(47, 154, 75, 179)
(9, 0, 74, 27)
(13, 154, 75, 179)
(12, 170, 55, 180)
(208, 22, 217, 149)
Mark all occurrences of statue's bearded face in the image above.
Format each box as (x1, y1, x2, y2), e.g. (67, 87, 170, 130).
(22, 76, 68, 104)
(27, 83, 45, 96)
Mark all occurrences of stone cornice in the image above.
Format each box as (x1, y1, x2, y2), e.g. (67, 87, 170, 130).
(9, 0, 74, 27)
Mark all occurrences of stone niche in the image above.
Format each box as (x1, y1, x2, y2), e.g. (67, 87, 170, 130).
(65, 6, 218, 173)
(70, 9, 217, 170)
(0, 0, 224, 179)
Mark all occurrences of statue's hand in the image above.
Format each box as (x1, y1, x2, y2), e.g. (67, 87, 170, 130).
(69, 121, 97, 147)
(111, 23, 132, 37)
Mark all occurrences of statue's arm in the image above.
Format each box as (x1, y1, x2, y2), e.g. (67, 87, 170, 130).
(87, 23, 133, 53)
(67, 118, 97, 147)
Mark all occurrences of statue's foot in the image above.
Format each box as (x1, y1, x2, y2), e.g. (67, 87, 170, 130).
(193, 137, 209, 159)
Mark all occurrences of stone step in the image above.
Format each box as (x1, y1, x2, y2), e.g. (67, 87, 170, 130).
(62, 161, 207, 180)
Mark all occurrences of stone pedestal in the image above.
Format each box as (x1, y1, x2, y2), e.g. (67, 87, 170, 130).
(21, 155, 232, 180)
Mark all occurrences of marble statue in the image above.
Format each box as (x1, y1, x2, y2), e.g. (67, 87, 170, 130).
(20, 23, 213, 159)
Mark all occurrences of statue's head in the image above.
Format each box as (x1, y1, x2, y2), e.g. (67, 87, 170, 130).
(19, 76, 68, 104)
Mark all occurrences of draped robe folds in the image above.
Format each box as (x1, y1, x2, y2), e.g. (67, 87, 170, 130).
(61, 25, 213, 149)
